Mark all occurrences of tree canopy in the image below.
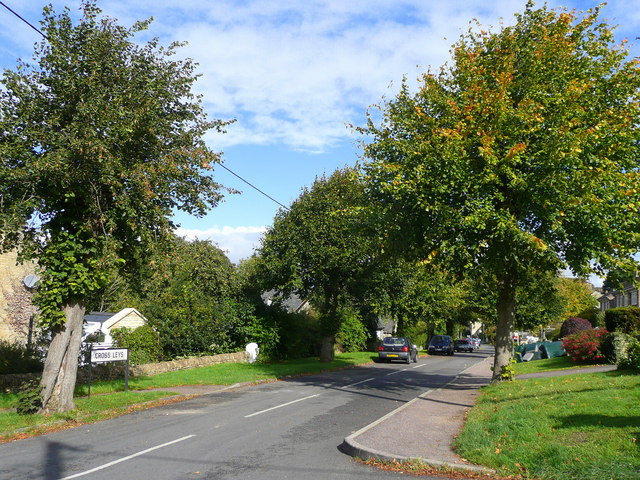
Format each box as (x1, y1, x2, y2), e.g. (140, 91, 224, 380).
(259, 167, 379, 361)
(0, 1, 229, 411)
(129, 237, 251, 358)
(361, 3, 640, 379)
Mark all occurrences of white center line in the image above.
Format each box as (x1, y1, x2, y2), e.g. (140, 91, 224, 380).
(386, 368, 410, 375)
(244, 394, 320, 418)
(341, 377, 375, 389)
(60, 435, 196, 480)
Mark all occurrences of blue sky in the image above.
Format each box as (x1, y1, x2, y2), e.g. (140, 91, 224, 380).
(1, 1, 639, 269)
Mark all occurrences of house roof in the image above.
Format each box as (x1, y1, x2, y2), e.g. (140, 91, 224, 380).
(376, 317, 395, 333)
(84, 308, 147, 330)
(261, 290, 308, 313)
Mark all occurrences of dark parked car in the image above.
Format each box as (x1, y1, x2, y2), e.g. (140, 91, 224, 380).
(428, 335, 454, 356)
(454, 338, 474, 353)
(378, 336, 418, 364)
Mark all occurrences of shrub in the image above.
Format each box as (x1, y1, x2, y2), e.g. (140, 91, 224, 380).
(601, 332, 635, 365)
(84, 330, 106, 343)
(336, 309, 368, 353)
(618, 338, 640, 371)
(560, 317, 592, 338)
(15, 380, 42, 415)
(562, 328, 608, 363)
(491, 359, 516, 381)
(547, 326, 562, 341)
(275, 311, 320, 360)
(0, 340, 43, 374)
(592, 310, 605, 328)
(111, 325, 162, 365)
(236, 313, 280, 361)
(604, 306, 640, 334)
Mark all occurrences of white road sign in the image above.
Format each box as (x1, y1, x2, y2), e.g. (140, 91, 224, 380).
(91, 348, 129, 363)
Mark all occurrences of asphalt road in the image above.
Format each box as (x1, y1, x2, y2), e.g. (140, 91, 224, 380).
(0, 349, 491, 480)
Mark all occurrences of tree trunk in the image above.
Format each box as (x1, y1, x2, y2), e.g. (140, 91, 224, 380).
(39, 301, 86, 413)
(492, 272, 516, 382)
(319, 335, 335, 362)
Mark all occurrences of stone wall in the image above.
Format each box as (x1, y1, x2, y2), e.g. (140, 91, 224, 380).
(130, 351, 249, 376)
(0, 350, 249, 391)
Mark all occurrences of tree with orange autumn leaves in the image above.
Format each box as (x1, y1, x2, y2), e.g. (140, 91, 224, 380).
(361, 2, 640, 380)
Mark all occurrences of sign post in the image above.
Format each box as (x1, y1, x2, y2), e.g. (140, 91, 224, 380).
(88, 348, 130, 398)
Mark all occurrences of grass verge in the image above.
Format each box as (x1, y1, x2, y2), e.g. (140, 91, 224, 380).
(0, 391, 173, 443)
(455, 370, 640, 480)
(513, 355, 608, 375)
(75, 351, 375, 396)
(0, 352, 376, 440)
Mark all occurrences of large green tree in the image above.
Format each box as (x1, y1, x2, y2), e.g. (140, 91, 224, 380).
(259, 167, 378, 361)
(555, 277, 598, 323)
(361, 3, 640, 380)
(132, 237, 249, 358)
(0, 2, 229, 412)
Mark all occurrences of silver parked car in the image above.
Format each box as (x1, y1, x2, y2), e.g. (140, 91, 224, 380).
(378, 336, 418, 364)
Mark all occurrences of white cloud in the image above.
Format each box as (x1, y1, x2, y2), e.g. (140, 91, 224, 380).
(175, 225, 266, 264)
(15, 1, 636, 154)
(92, 0, 529, 152)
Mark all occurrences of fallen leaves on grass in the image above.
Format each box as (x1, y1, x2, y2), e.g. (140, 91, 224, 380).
(359, 458, 534, 479)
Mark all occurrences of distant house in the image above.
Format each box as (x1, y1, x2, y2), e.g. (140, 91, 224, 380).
(376, 317, 396, 340)
(598, 282, 639, 312)
(261, 290, 310, 314)
(83, 308, 148, 347)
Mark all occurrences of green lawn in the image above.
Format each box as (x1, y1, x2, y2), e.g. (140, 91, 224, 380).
(0, 352, 376, 440)
(72, 351, 375, 396)
(455, 369, 640, 480)
(513, 355, 607, 375)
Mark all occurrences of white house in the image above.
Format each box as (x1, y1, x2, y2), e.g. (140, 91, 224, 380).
(83, 308, 147, 346)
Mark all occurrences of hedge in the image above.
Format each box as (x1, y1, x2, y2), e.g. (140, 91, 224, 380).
(604, 306, 640, 334)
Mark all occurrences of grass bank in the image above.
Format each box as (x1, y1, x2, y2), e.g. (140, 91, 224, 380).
(0, 352, 375, 441)
(455, 366, 640, 480)
(513, 355, 609, 375)
(73, 351, 375, 396)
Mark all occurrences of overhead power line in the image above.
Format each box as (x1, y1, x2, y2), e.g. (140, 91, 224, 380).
(0, 1, 49, 40)
(218, 162, 290, 211)
(1, 1, 290, 212)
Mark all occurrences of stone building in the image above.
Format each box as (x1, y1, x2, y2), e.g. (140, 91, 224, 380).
(598, 282, 640, 312)
(0, 251, 38, 343)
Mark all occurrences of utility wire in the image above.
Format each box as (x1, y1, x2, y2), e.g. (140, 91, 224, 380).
(218, 162, 290, 211)
(0, 1, 49, 40)
(1, 1, 290, 212)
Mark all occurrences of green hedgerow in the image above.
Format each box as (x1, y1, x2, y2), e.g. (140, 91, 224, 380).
(0, 340, 43, 375)
(604, 306, 640, 334)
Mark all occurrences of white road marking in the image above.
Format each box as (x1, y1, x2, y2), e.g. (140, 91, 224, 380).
(385, 368, 410, 375)
(244, 394, 320, 418)
(341, 377, 375, 389)
(59, 435, 196, 479)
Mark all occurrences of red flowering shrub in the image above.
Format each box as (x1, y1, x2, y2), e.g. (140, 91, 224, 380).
(562, 329, 608, 363)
